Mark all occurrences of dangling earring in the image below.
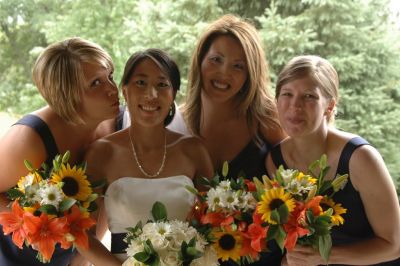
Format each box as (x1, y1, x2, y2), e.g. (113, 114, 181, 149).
(164, 102, 176, 126)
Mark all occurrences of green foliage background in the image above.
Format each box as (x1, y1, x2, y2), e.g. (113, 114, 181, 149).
(1, 0, 399, 190)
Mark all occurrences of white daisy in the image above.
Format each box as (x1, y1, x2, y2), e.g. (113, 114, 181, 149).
(206, 188, 223, 211)
(38, 183, 63, 208)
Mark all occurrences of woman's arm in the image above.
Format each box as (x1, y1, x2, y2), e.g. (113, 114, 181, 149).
(76, 139, 121, 265)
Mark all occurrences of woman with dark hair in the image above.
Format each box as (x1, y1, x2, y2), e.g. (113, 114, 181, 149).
(78, 49, 214, 265)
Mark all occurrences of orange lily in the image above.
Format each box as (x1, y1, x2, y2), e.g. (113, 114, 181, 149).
(0, 201, 27, 248)
(241, 222, 267, 256)
(63, 205, 96, 249)
(201, 212, 234, 227)
(23, 212, 68, 262)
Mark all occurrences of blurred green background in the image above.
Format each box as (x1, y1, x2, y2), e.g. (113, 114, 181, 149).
(1, 0, 399, 192)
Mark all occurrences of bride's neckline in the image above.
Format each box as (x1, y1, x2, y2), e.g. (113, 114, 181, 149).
(106, 175, 192, 189)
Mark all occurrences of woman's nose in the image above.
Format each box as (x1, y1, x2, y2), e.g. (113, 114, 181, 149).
(145, 86, 158, 99)
(106, 80, 118, 96)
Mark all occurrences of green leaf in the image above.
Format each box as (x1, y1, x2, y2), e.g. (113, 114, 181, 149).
(186, 247, 201, 257)
(39, 204, 58, 215)
(23, 160, 34, 171)
(318, 234, 332, 263)
(151, 201, 167, 221)
(59, 198, 77, 212)
(222, 161, 229, 178)
(143, 239, 156, 254)
(134, 251, 150, 262)
(319, 154, 327, 169)
(277, 203, 289, 223)
(61, 150, 70, 164)
(275, 225, 287, 251)
(6, 188, 24, 200)
(270, 209, 281, 224)
(185, 185, 199, 196)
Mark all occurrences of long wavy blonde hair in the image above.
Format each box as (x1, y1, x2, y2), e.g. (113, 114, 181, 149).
(183, 14, 280, 137)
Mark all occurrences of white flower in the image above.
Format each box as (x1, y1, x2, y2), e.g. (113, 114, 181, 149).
(20, 174, 36, 188)
(24, 183, 41, 204)
(238, 191, 257, 211)
(280, 169, 296, 185)
(159, 250, 179, 266)
(219, 190, 239, 211)
(126, 239, 144, 258)
(38, 183, 63, 208)
(122, 257, 145, 266)
(125, 219, 214, 266)
(217, 180, 231, 191)
(206, 188, 223, 211)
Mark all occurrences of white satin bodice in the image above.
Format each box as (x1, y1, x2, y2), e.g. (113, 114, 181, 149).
(104, 175, 195, 234)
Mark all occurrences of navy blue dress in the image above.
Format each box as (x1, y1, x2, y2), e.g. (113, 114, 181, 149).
(270, 136, 400, 265)
(220, 140, 283, 266)
(0, 115, 74, 266)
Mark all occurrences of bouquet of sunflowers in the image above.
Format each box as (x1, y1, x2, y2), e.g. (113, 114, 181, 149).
(123, 201, 219, 266)
(254, 154, 348, 262)
(0, 151, 100, 263)
(187, 163, 267, 265)
(188, 155, 348, 264)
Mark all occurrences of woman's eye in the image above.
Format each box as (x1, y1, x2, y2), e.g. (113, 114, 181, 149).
(234, 63, 245, 70)
(158, 82, 170, 89)
(305, 94, 317, 99)
(135, 80, 146, 86)
(91, 79, 101, 87)
(210, 56, 221, 63)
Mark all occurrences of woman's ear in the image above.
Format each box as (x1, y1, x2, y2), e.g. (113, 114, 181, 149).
(325, 99, 337, 117)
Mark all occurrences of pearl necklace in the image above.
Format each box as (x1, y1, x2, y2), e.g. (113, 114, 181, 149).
(128, 128, 167, 178)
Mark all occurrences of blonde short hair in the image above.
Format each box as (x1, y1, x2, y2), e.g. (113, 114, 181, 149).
(32, 37, 114, 124)
(183, 14, 280, 137)
(276, 55, 339, 122)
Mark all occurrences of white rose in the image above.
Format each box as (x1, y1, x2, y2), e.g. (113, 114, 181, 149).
(160, 251, 180, 266)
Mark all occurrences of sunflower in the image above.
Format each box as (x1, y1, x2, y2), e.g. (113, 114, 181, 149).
(257, 187, 296, 224)
(212, 228, 242, 262)
(51, 164, 92, 202)
(320, 197, 347, 226)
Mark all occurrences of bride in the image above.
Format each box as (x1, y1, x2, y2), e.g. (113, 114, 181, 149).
(79, 49, 214, 265)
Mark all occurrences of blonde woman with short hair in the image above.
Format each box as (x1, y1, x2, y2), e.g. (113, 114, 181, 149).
(0, 37, 121, 266)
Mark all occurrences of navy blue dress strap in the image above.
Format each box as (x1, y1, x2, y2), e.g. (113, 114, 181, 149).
(335, 136, 368, 175)
(269, 144, 288, 171)
(14, 114, 59, 166)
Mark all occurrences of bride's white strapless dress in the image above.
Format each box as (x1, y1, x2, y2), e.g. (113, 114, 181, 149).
(104, 175, 195, 262)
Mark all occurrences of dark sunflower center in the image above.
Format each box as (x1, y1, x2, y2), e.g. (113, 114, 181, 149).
(219, 234, 236, 251)
(62, 176, 79, 196)
(320, 203, 330, 212)
(269, 198, 285, 210)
